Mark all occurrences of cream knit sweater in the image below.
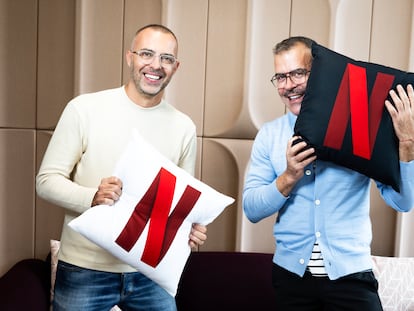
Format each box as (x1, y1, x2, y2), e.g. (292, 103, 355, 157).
(36, 86, 196, 272)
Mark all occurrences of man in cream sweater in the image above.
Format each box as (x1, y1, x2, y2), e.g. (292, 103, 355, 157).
(36, 24, 206, 311)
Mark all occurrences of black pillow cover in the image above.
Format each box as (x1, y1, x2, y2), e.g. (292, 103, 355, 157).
(294, 41, 414, 192)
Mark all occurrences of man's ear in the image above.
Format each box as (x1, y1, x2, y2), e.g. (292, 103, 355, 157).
(126, 50, 132, 68)
(173, 60, 180, 72)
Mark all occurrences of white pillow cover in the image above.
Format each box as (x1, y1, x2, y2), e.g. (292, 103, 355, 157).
(69, 130, 234, 296)
(372, 256, 414, 310)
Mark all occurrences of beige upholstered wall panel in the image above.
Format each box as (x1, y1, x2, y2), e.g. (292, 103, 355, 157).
(195, 137, 202, 180)
(291, 0, 331, 45)
(203, 0, 250, 138)
(0, 0, 37, 128)
(35, 131, 65, 259)
(196, 138, 275, 253)
(74, 0, 124, 95)
(196, 138, 276, 253)
(0, 130, 36, 275)
(370, 184, 397, 256)
(199, 139, 239, 251)
(245, 0, 290, 132)
(326, 0, 372, 57)
(163, 0, 208, 136)
(370, 0, 413, 70)
(2, 0, 414, 276)
(396, 211, 414, 257)
(122, 0, 162, 84)
(240, 212, 276, 253)
(37, 0, 76, 130)
(290, 0, 372, 56)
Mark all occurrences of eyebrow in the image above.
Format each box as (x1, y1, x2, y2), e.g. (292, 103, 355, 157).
(274, 68, 307, 75)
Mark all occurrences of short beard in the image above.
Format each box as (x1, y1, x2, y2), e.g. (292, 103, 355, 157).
(130, 64, 169, 98)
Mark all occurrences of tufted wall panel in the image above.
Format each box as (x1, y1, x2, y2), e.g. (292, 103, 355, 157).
(0, 0, 413, 275)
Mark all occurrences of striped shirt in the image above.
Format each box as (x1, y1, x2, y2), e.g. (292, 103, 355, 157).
(307, 242, 328, 277)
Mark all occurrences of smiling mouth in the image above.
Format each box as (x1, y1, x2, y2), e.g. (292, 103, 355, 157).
(144, 73, 162, 81)
(287, 94, 303, 101)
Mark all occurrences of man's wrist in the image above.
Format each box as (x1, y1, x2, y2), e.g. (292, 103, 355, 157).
(276, 174, 294, 197)
(399, 140, 414, 162)
(399, 138, 414, 143)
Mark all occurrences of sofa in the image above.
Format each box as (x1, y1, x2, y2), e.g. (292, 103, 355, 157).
(1, 252, 413, 311)
(176, 251, 276, 310)
(0, 257, 51, 310)
(0, 251, 276, 310)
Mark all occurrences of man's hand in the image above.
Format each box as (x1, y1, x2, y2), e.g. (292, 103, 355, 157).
(276, 136, 316, 197)
(91, 176, 123, 206)
(385, 84, 414, 162)
(188, 223, 207, 249)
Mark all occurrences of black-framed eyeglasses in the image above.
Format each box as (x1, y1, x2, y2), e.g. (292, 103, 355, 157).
(270, 68, 310, 87)
(131, 49, 177, 67)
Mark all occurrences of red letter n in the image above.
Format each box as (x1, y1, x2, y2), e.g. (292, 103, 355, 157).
(115, 167, 201, 267)
(323, 63, 394, 159)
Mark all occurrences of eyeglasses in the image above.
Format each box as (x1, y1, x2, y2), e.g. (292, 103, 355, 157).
(270, 68, 310, 87)
(131, 49, 177, 67)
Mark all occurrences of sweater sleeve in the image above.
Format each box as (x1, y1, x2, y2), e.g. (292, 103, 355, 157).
(36, 102, 97, 214)
(375, 160, 414, 213)
(178, 128, 197, 176)
(242, 125, 288, 223)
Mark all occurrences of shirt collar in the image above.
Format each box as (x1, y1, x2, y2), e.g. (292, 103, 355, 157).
(287, 111, 298, 130)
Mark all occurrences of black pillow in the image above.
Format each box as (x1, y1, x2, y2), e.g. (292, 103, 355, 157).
(294, 41, 414, 192)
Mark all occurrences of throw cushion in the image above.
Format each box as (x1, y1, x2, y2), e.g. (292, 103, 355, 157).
(294, 41, 414, 192)
(372, 256, 414, 310)
(68, 130, 234, 296)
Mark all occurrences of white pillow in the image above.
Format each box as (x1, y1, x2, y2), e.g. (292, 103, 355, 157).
(372, 255, 414, 311)
(68, 130, 234, 296)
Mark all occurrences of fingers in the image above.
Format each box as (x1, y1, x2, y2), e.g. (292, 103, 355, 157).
(288, 136, 316, 164)
(100, 176, 123, 196)
(91, 176, 123, 207)
(407, 84, 414, 108)
(389, 85, 405, 112)
(102, 176, 123, 189)
(284, 136, 316, 184)
(387, 84, 413, 113)
(188, 224, 207, 249)
(385, 84, 414, 133)
(396, 84, 413, 109)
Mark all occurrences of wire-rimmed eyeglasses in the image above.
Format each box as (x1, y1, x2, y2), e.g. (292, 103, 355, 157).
(270, 68, 310, 87)
(131, 49, 177, 67)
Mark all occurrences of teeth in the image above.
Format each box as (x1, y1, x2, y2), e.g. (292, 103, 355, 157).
(145, 73, 161, 80)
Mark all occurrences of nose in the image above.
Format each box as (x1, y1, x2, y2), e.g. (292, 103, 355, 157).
(283, 76, 297, 90)
(149, 55, 162, 69)
(284, 74, 297, 88)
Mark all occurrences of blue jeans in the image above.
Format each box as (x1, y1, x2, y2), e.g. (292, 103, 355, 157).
(53, 261, 177, 311)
